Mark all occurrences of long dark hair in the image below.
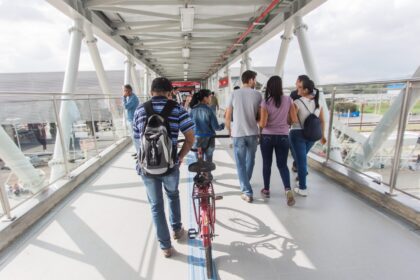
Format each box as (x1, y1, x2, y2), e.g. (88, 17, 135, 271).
(190, 89, 211, 108)
(265, 76, 283, 108)
(301, 79, 320, 108)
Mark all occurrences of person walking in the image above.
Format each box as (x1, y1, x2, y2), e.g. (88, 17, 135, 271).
(289, 79, 326, 197)
(259, 76, 297, 206)
(133, 77, 195, 257)
(208, 91, 219, 116)
(225, 70, 262, 203)
(189, 89, 224, 165)
(289, 75, 310, 172)
(122, 84, 140, 156)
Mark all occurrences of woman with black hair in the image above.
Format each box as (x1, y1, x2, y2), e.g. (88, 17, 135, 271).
(289, 79, 326, 197)
(259, 76, 297, 206)
(189, 89, 224, 164)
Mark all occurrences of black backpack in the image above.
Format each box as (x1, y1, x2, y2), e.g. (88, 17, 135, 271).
(297, 99, 322, 142)
(139, 100, 177, 176)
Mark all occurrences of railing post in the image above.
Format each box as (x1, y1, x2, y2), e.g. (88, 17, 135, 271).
(52, 96, 70, 176)
(326, 87, 336, 162)
(87, 95, 99, 156)
(387, 81, 412, 196)
(0, 181, 16, 221)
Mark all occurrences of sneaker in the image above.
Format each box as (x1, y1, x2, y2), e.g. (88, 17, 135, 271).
(293, 187, 308, 197)
(131, 153, 137, 157)
(162, 247, 173, 258)
(173, 227, 185, 240)
(240, 194, 253, 203)
(260, 188, 270, 198)
(286, 190, 295, 206)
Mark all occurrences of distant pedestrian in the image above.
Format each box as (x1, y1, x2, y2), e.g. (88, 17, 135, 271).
(122, 84, 140, 155)
(208, 91, 219, 116)
(259, 76, 297, 206)
(225, 70, 262, 203)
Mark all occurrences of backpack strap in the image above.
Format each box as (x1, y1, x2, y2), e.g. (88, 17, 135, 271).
(298, 98, 313, 113)
(160, 100, 177, 119)
(143, 100, 155, 117)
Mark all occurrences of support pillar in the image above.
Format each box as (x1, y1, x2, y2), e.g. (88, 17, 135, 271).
(274, 22, 293, 77)
(0, 126, 44, 191)
(50, 19, 84, 183)
(124, 57, 132, 85)
(85, 25, 123, 138)
(131, 63, 141, 99)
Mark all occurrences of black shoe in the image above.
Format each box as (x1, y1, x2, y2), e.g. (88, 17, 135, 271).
(131, 153, 137, 157)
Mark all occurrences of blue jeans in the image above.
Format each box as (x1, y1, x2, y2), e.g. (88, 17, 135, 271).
(233, 135, 258, 196)
(141, 168, 181, 249)
(289, 130, 315, 189)
(260, 135, 291, 190)
(193, 137, 215, 162)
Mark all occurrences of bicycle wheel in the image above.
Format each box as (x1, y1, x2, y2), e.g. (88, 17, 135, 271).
(205, 245, 213, 279)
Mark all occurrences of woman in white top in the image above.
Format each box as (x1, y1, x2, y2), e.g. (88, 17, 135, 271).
(289, 79, 326, 197)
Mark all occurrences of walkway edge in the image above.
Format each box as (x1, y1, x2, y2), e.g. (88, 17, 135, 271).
(0, 137, 131, 252)
(308, 155, 420, 228)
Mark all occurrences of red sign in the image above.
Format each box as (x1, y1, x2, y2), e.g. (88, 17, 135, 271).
(172, 81, 200, 88)
(219, 77, 229, 88)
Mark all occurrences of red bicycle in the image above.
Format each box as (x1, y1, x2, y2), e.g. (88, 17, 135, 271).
(186, 135, 228, 279)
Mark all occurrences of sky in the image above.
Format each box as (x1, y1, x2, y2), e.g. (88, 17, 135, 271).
(0, 0, 419, 86)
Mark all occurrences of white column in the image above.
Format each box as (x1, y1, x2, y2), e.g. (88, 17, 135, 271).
(50, 19, 84, 183)
(124, 57, 132, 85)
(225, 66, 233, 93)
(85, 25, 123, 138)
(293, 16, 320, 84)
(294, 15, 342, 163)
(274, 22, 293, 77)
(143, 68, 149, 98)
(0, 126, 44, 191)
(131, 63, 141, 99)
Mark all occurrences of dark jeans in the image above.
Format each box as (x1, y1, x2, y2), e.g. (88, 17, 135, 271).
(289, 130, 315, 189)
(260, 134, 291, 190)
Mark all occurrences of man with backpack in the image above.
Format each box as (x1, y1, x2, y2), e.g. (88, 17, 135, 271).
(133, 77, 195, 258)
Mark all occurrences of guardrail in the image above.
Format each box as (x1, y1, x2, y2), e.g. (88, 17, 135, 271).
(0, 92, 148, 220)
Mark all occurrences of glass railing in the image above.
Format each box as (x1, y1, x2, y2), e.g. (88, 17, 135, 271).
(313, 78, 420, 200)
(0, 92, 139, 220)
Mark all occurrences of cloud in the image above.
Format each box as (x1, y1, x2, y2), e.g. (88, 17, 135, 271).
(0, 0, 419, 86)
(249, 0, 420, 85)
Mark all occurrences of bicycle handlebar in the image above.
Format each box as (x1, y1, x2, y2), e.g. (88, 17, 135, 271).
(178, 134, 230, 152)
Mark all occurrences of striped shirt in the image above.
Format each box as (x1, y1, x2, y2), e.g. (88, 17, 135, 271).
(133, 96, 195, 174)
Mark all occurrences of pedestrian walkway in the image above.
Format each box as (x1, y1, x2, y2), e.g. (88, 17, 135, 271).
(1, 138, 419, 280)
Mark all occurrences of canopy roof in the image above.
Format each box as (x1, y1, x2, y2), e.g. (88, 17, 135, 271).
(47, 0, 326, 81)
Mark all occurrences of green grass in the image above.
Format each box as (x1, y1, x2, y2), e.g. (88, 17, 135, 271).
(362, 101, 420, 114)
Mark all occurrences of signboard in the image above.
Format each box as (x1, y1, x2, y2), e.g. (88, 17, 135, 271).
(172, 81, 200, 88)
(219, 77, 229, 88)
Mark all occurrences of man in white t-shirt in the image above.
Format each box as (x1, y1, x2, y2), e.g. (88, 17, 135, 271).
(225, 70, 262, 203)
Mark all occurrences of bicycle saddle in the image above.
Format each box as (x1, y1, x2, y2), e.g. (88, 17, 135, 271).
(188, 161, 216, 173)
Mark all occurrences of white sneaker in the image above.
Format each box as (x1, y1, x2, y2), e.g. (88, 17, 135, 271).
(293, 187, 308, 197)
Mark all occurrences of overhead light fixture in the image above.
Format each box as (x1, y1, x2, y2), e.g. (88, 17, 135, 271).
(184, 78, 188, 81)
(184, 71, 188, 75)
(182, 47, 190, 58)
(183, 63, 189, 70)
(180, 7, 195, 32)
